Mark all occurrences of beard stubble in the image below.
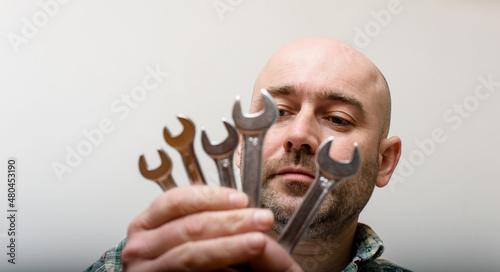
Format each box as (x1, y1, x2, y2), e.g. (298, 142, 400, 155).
(260, 148, 379, 241)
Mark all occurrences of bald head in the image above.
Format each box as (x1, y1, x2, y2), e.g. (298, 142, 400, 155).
(253, 37, 391, 138)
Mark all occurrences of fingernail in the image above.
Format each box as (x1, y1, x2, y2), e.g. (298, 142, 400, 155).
(229, 193, 248, 208)
(253, 209, 274, 229)
(246, 232, 265, 251)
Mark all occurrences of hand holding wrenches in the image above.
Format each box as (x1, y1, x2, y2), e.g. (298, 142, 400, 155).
(137, 90, 363, 256)
(277, 137, 361, 253)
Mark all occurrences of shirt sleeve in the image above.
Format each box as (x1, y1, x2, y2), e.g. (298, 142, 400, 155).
(83, 238, 127, 272)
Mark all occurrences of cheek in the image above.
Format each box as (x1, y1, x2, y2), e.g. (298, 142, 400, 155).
(262, 128, 284, 161)
(356, 136, 380, 161)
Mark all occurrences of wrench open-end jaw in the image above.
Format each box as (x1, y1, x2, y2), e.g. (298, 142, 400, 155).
(163, 115, 206, 185)
(139, 149, 176, 191)
(277, 137, 361, 253)
(201, 119, 239, 188)
(233, 89, 278, 207)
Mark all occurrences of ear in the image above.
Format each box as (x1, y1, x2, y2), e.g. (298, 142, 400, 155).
(376, 136, 402, 188)
(235, 133, 243, 169)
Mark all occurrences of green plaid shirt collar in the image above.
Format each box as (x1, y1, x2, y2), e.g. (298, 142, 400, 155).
(342, 223, 385, 271)
(343, 223, 411, 272)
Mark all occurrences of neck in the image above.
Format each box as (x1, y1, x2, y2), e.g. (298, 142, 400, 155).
(270, 220, 358, 272)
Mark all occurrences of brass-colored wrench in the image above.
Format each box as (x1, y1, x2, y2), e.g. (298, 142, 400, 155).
(232, 89, 278, 207)
(201, 119, 239, 188)
(277, 137, 361, 253)
(163, 115, 206, 185)
(138, 149, 176, 191)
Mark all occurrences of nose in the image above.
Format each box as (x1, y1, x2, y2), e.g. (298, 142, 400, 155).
(283, 111, 321, 154)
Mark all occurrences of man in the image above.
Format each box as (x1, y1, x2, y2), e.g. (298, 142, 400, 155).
(86, 37, 409, 271)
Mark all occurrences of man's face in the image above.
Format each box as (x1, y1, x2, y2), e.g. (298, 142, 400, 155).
(237, 39, 389, 240)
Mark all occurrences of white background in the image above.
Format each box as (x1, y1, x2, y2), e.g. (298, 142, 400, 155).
(1, 0, 499, 271)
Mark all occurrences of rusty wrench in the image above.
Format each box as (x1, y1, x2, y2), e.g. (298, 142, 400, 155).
(164, 115, 206, 185)
(201, 119, 239, 188)
(138, 149, 176, 191)
(232, 89, 278, 207)
(277, 137, 361, 253)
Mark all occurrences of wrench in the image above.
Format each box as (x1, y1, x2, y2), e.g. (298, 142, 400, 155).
(232, 89, 278, 207)
(201, 119, 239, 188)
(277, 137, 361, 253)
(138, 149, 176, 191)
(164, 115, 206, 185)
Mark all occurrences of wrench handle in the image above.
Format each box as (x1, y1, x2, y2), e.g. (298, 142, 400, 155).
(157, 175, 177, 191)
(241, 133, 266, 207)
(180, 144, 206, 185)
(214, 156, 236, 189)
(277, 175, 340, 253)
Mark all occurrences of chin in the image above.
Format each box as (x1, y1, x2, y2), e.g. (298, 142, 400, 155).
(261, 179, 310, 217)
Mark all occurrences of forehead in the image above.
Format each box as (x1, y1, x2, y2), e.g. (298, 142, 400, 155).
(252, 52, 384, 114)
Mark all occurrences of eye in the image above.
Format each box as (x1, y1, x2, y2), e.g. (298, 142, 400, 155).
(326, 116, 352, 126)
(278, 108, 292, 117)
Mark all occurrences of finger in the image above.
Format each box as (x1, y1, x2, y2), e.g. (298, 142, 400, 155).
(152, 232, 268, 272)
(127, 208, 274, 259)
(130, 186, 248, 232)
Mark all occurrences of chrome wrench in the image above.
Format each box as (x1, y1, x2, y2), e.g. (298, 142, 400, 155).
(138, 149, 176, 191)
(232, 89, 278, 207)
(164, 115, 206, 185)
(201, 119, 239, 188)
(277, 137, 361, 253)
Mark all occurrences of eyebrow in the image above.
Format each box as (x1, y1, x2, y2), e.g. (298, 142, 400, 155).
(264, 85, 366, 114)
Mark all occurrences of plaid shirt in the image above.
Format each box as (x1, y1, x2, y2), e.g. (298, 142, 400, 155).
(345, 224, 411, 272)
(85, 238, 126, 272)
(84, 223, 410, 272)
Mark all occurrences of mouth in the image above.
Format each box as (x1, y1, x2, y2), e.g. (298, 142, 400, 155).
(276, 167, 315, 183)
